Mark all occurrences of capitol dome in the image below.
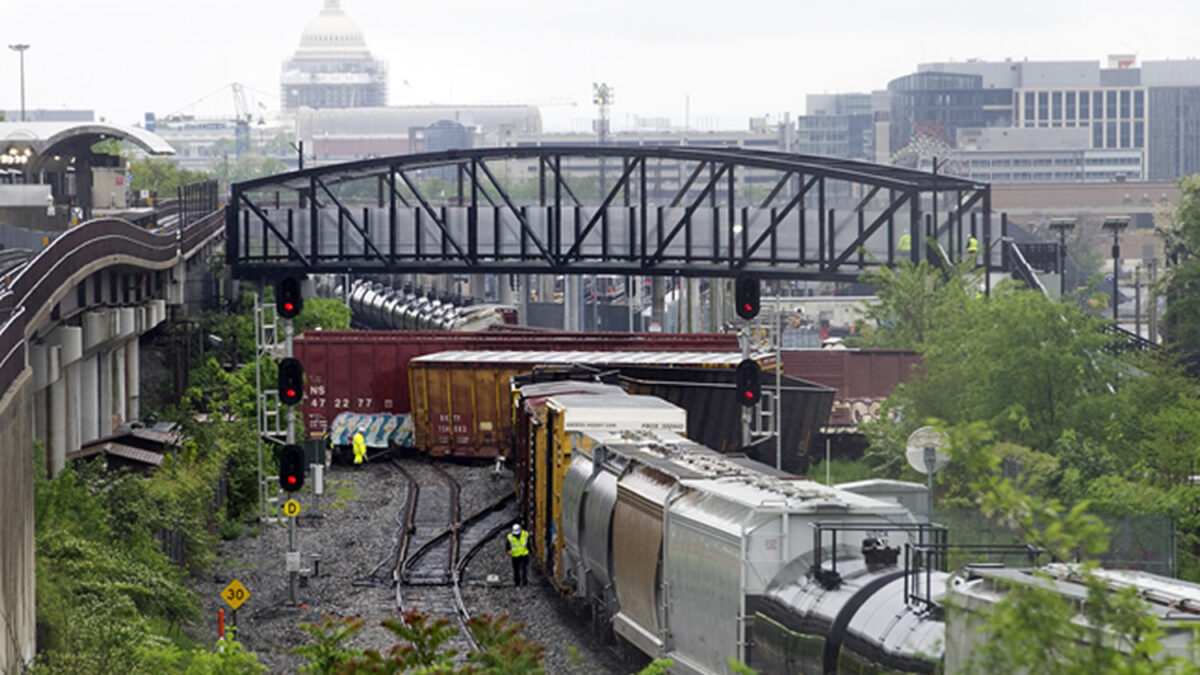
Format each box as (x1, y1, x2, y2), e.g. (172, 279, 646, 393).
(293, 0, 371, 60)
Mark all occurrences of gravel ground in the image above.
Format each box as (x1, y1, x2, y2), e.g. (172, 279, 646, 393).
(192, 456, 636, 674)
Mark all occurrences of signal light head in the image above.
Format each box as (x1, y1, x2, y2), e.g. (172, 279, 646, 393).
(275, 277, 304, 319)
(278, 357, 304, 406)
(279, 444, 305, 492)
(735, 275, 760, 321)
(736, 358, 762, 408)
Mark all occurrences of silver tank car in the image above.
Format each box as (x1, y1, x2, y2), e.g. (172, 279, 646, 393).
(754, 548, 947, 674)
(345, 279, 512, 331)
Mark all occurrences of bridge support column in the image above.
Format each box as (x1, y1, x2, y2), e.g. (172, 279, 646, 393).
(470, 274, 486, 303)
(565, 276, 581, 331)
(539, 274, 555, 306)
(113, 344, 126, 428)
(112, 308, 134, 428)
(519, 275, 529, 324)
(125, 338, 139, 423)
(710, 278, 725, 332)
(49, 362, 66, 477)
(651, 277, 665, 331)
(98, 350, 113, 437)
(687, 278, 702, 333)
(80, 354, 99, 444)
(498, 274, 514, 306)
(56, 327, 82, 457)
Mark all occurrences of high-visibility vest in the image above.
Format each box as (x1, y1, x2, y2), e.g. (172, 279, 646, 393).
(898, 233, 912, 252)
(352, 433, 366, 464)
(967, 236, 979, 254)
(507, 531, 529, 557)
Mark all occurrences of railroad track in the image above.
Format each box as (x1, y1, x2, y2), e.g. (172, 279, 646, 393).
(385, 459, 518, 654)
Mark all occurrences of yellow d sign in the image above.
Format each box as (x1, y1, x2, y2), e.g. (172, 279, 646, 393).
(282, 499, 301, 517)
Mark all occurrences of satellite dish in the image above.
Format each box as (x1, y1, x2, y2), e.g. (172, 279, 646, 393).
(905, 426, 950, 475)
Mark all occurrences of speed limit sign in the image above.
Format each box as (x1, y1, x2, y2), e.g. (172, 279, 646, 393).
(221, 579, 250, 610)
(282, 499, 301, 517)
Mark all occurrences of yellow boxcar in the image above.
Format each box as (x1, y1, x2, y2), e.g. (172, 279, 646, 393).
(409, 350, 766, 458)
(536, 393, 687, 589)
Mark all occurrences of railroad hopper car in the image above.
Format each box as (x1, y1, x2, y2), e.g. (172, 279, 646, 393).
(407, 350, 772, 458)
(523, 418, 918, 674)
(292, 330, 737, 442)
(514, 390, 689, 577)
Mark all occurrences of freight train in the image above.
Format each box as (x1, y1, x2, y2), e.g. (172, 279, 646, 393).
(507, 381, 1200, 674)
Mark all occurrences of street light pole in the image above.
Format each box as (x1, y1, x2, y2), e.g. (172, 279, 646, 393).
(1102, 216, 1130, 324)
(8, 44, 29, 122)
(1049, 217, 1076, 298)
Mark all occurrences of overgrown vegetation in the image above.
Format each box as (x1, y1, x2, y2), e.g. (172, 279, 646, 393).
(28, 285, 351, 672)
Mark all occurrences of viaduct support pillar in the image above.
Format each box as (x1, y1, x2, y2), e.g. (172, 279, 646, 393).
(113, 344, 126, 428)
(49, 358, 66, 477)
(98, 350, 113, 437)
(58, 326, 82, 457)
(79, 354, 99, 444)
(125, 338, 139, 423)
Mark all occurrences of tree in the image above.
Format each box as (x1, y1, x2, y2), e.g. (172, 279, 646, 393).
(854, 260, 979, 349)
(1160, 175, 1200, 368)
(944, 421, 1200, 675)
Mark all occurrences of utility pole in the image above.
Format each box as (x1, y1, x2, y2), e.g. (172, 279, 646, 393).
(8, 44, 29, 122)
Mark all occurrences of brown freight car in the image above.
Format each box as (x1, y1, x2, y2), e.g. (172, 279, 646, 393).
(292, 330, 738, 441)
(408, 350, 773, 458)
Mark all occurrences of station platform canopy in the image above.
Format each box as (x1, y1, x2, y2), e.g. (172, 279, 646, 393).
(0, 121, 174, 171)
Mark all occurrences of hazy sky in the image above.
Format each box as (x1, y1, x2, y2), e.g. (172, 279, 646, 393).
(3, 0, 1199, 132)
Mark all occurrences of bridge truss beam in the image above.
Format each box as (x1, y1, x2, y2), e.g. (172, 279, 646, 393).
(227, 146, 993, 281)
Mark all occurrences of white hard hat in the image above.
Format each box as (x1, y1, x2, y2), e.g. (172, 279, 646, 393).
(512, 524, 522, 534)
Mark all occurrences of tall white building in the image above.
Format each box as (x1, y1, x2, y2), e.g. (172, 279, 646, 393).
(280, 0, 388, 110)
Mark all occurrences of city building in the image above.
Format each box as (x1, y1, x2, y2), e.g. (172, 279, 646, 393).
(908, 55, 1200, 180)
(280, 0, 388, 110)
(795, 93, 875, 160)
(954, 127, 1144, 183)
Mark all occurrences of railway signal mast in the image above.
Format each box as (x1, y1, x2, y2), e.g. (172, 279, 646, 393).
(734, 276, 762, 448)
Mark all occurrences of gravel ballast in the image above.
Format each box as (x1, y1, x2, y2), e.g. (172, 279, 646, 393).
(193, 457, 635, 674)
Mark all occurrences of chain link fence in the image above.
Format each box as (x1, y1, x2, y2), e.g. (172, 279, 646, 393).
(934, 509, 1176, 577)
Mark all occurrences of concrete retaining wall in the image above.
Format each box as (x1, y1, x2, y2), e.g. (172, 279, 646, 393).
(0, 369, 35, 672)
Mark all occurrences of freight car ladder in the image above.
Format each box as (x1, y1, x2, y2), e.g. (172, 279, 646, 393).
(254, 293, 288, 522)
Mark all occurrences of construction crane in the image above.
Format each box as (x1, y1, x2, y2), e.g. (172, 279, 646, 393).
(232, 83, 251, 158)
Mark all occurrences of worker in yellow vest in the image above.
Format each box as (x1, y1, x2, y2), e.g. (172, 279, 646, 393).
(352, 427, 367, 466)
(506, 523, 530, 586)
(898, 233, 911, 253)
(967, 235, 979, 264)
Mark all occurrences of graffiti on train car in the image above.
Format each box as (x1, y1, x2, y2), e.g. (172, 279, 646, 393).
(329, 412, 413, 448)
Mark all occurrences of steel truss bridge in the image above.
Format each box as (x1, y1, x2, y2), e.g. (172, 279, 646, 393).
(227, 146, 999, 281)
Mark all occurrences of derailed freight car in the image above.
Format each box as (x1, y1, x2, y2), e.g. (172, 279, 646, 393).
(618, 365, 835, 472)
(408, 350, 771, 457)
(293, 330, 737, 442)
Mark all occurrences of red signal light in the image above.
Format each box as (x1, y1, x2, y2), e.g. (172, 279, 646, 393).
(743, 303, 753, 311)
(284, 302, 294, 312)
(286, 389, 296, 398)
(744, 390, 755, 399)
(287, 475, 296, 485)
